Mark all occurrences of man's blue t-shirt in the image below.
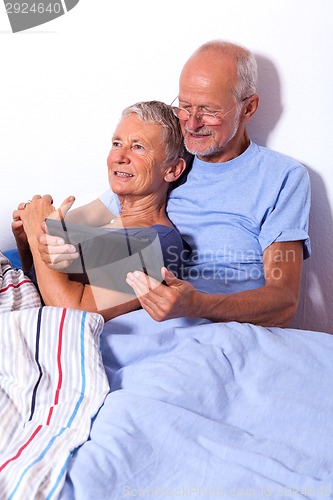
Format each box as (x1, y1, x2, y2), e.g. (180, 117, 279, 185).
(100, 142, 311, 294)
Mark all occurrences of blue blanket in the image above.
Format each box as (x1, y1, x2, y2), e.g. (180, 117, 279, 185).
(60, 311, 333, 499)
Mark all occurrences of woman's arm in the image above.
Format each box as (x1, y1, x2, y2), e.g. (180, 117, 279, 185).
(12, 196, 116, 270)
(20, 195, 140, 321)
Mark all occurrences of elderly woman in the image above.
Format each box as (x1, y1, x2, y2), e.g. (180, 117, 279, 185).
(14, 101, 188, 321)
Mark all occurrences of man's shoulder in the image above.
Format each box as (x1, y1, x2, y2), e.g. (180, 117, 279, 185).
(253, 142, 305, 171)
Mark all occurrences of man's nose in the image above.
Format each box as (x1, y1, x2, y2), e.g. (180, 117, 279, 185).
(186, 113, 203, 129)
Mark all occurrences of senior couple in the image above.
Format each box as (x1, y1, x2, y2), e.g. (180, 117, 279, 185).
(12, 39, 311, 327)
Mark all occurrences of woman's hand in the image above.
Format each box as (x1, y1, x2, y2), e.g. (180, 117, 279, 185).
(18, 193, 74, 248)
(12, 194, 55, 271)
(38, 195, 80, 270)
(38, 225, 80, 270)
(12, 196, 47, 250)
(11, 211, 29, 252)
(13, 193, 78, 271)
(19, 194, 56, 245)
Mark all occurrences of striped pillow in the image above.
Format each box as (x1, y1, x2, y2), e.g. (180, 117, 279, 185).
(0, 306, 109, 498)
(0, 252, 41, 312)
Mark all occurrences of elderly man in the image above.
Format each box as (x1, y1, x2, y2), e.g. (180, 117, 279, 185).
(21, 40, 311, 327)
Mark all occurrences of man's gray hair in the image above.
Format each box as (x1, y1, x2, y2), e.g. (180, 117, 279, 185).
(194, 40, 257, 101)
(121, 101, 187, 165)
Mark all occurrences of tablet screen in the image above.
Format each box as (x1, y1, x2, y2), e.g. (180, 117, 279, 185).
(45, 218, 164, 292)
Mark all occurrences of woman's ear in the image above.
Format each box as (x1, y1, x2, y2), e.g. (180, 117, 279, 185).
(164, 158, 187, 183)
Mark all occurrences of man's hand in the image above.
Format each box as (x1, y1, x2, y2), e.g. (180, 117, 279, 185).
(126, 267, 199, 321)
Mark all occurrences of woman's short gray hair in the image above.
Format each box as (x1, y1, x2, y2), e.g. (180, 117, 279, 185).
(121, 101, 187, 165)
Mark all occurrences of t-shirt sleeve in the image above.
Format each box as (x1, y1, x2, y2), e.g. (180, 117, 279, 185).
(155, 227, 189, 278)
(99, 189, 120, 216)
(259, 165, 311, 259)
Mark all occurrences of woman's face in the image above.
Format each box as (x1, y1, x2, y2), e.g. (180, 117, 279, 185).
(107, 114, 169, 197)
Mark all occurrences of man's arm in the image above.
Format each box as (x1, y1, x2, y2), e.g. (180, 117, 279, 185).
(126, 241, 304, 328)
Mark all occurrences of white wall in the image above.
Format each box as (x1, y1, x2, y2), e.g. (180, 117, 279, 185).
(1, 0, 332, 333)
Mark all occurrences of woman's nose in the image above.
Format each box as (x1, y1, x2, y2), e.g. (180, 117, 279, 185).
(108, 149, 130, 165)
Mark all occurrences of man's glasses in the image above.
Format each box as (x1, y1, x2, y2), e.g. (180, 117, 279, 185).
(171, 96, 250, 125)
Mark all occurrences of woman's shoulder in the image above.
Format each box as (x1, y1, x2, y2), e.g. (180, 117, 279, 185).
(151, 224, 191, 258)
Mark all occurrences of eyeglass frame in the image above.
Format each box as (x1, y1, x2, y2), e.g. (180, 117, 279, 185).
(170, 95, 251, 125)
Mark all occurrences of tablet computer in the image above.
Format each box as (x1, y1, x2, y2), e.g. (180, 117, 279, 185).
(45, 218, 164, 292)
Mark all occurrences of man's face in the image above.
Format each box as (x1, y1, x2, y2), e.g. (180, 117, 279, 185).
(178, 54, 244, 163)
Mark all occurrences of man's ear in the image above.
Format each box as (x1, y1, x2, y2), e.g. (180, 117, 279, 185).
(164, 158, 187, 182)
(243, 94, 259, 120)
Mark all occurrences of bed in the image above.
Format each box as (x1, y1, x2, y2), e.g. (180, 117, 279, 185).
(1, 251, 333, 500)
